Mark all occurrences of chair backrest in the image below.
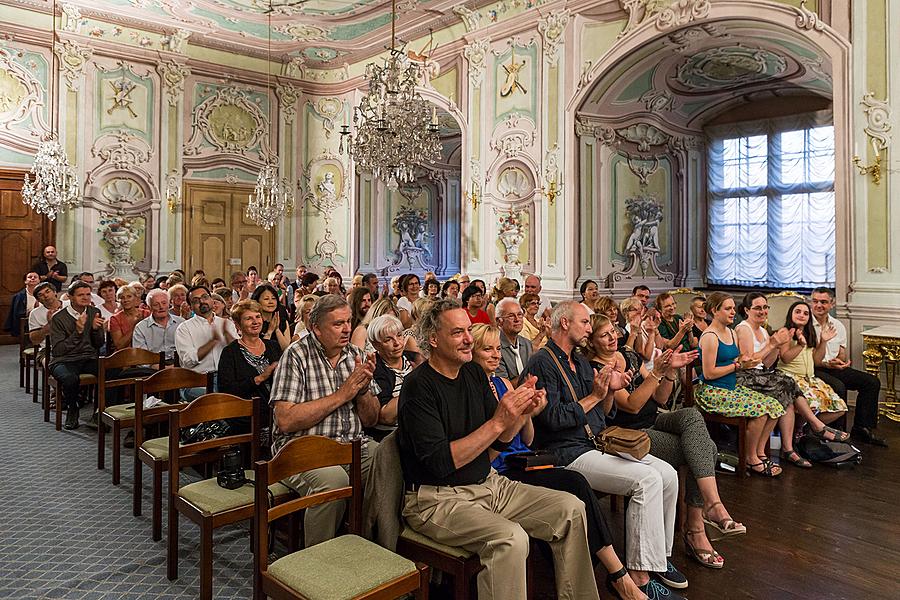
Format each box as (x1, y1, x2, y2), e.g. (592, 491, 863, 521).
(254, 437, 361, 575)
(765, 291, 807, 331)
(133, 368, 212, 448)
(668, 288, 701, 316)
(167, 393, 259, 493)
(97, 348, 166, 412)
(19, 316, 29, 353)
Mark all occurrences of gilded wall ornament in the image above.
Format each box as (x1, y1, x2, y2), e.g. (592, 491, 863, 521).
(55, 40, 92, 91)
(107, 78, 137, 118)
(538, 10, 569, 67)
(185, 86, 269, 157)
(88, 129, 154, 184)
(463, 39, 491, 88)
(156, 61, 190, 107)
(861, 92, 892, 153)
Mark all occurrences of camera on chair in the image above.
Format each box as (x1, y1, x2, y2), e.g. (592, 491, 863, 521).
(217, 445, 248, 490)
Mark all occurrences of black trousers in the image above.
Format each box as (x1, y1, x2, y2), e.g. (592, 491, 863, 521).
(814, 366, 881, 430)
(504, 467, 613, 562)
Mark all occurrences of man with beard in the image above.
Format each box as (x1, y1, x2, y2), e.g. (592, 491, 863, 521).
(174, 284, 237, 400)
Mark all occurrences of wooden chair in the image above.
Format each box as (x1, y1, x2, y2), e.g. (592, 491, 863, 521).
(765, 291, 807, 331)
(167, 393, 293, 600)
(133, 368, 212, 541)
(42, 344, 98, 431)
(254, 436, 429, 600)
(396, 527, 479, 600)
(667, 288, 702, 316)
(19, 316, 36, 393)
(96, 348, 165, 484)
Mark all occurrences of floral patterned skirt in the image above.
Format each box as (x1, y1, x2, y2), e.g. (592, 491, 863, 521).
(735, 369, 802, 409)
(781, 373, 848, 414)
(695, 382, 785, 419)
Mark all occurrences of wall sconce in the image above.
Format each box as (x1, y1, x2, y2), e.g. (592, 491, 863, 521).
(852, 149, 882, 186)
(465, 181, 480, 210)
(541, 175, 561, 206)
(166, 179, 182, 213)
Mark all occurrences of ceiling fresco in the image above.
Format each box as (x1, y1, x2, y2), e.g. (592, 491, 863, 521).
(578, 20, 833, 130)
(31, 0, 462, 66)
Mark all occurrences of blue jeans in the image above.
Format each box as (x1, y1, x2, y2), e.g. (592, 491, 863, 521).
(50, 359, 98, 410)
(179, 372, 217, 403)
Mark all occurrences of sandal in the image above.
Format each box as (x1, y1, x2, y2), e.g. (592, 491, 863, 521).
(780, 449, 812, 468)
(809, 425, 850, 443)
(702, 501, 746, 538)
(684, 529, 724, 569)
(746, 460, 781, 477)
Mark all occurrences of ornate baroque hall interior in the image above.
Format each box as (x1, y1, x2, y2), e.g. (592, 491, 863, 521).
(1, 0, 899, 599)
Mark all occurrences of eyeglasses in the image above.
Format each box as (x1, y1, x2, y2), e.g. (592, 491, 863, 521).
(527, 301, 540, 306)
(750, 305, 770, 311)
(501, 313, 525, 320)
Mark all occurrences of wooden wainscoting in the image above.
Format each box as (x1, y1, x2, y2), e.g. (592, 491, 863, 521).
(181, 181, 275, 282)
(0, 169, 54, 344)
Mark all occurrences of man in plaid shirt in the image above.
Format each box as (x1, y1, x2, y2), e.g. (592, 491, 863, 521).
(269, 293, 381, 547)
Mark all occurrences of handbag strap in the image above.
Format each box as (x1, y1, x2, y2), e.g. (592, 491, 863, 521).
(542, 348, 595, 440)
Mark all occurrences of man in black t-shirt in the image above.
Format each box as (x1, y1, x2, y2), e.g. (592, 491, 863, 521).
(398, 299, 600, 600)
(32, 245, 68, 292)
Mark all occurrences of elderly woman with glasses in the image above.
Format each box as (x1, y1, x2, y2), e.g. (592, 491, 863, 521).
(519, 292, 548, 349)
(364, 314, 417, 441)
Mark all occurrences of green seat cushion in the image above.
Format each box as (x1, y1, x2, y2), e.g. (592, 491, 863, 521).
(79, 374, 97, 383)
(268, 534, 417, 599)
(178, 470, 292, 516)
(22, 347, 35, 356)
(141, 436, 169, 460)
(399, 525, 474, 559)
(103, 402, 168, 421)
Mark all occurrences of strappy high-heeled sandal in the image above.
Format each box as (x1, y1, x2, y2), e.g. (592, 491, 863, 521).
(702, 501, 746, 538)
(746, 460, 781, 477)
(684, 529, 724, 569)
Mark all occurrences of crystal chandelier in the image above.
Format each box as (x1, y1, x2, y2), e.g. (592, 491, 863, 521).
(22, 0, 80, 221)
(247, 162, 293, 231)
(246, 1, 291, 230)
(339, 0, 441, 185)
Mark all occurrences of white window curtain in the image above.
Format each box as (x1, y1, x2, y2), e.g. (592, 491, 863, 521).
(706, 111, 835, 288)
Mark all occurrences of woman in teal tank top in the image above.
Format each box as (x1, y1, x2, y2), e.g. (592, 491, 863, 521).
(696, 293, 785, 477)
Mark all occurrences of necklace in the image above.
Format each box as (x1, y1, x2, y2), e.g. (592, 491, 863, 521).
(240, 336, 264, 353)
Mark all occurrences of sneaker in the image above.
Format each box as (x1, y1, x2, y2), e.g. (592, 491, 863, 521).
(639, 578, 684, 599)
(655, 560, 688, 589)
(64, 408, 80, 430)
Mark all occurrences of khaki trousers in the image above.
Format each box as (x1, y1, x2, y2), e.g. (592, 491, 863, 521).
(402, 471, 600, 600)
(283, 440, 378, 547)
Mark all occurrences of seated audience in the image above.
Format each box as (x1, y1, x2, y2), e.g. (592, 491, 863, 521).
(3, 271, 40, 333)
(108, 284, 150, 352)
(398, 299, 601, 600)
(365, 314, 416, 442)
(32, 245, 68, 292)
(524, 273, 552, 318)
(218, 300, 282, 405)
(495, 297, 533, 385)
(656, 292, 694, 352)
(520, 300, 686, 599)
(689, 296, 708, 345)
(362, 272, 380, 301)
(461, 284, 491, 324)
(292, 293, 318, 342)
(456, 273, 471, 292)
(174, 284, 237, 398)
(209, 292, 227, 317)
(396, 274, 421, 324)
(349, 286, 373, 332)
(632, 285, 651, 308)
(251, 283, 291, 351)
(269, 294, 380, 547)
(810, 288, 886, 446)
(579, 279, 600, 315)
(585, 314, 745, 570)
(471, 324, 646, 600)
(776, 301, 849, 441)
(49, 281, 106, 430)
(619, 297, 654, 361)
(695, 292, 785, 477)
(422, 278, 441, 299)
(132, 289, 182, 363)
(441, 279, 459, 300)
(230, 271, 250, 303)
(210, 277, 227, 294)
(519, 292, 549, 350)
(246, 266, 261, 290)
(595, 296, 624, 347)
(734, 293, 840, 468)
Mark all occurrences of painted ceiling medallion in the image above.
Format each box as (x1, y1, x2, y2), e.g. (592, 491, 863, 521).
(676, 45, 787, 90)
(274, 22, 332, 42)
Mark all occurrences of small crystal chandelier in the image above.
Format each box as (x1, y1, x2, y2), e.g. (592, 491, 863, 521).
(246, 1, 291, 230)
(339, 0, 442, 185)
(22, 0, 80, 221)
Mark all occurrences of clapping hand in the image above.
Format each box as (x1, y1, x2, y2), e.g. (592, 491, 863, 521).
(74, 311, 87, 334)
(771, 327, 793, 347)
(826, 357, 851, 370)
(795, 329, 807, 347)
(668, 348, 699, 369)
(517, 374, 547, 415)
(341, 354, 376, 401)
(494, 382, 537, 429)
(737, 354, 761, 370)
(820, 322, 838, 343)
(91, 314, 105, 330)
(679, 315, 694, 332)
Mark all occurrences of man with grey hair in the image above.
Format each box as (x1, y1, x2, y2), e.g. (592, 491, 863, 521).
(495, 296, 533, 385)
(523, 273, 552, 317)
(399, 298, 600, 600)
(521, 300, 686, 599)
(133, 288, 183, 363)
(269, 293, 381, 547)
(366, 314, 415, 440)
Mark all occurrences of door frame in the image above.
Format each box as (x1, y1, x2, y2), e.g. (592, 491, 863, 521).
(181, 179, 274, 279)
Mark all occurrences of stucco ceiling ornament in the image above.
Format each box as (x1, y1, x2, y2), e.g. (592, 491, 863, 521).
(161, 29, 191, 53)
(656, 0, 710, 31)
(617, 123, 670, 152)
(276, 83, 300, 124)
(795, 0, 825, 32)
(55, 40, 92, 91)
(156, 61, 190, 107)
(0, 51, 48, 134)
(667, 135, 700, 153)
(538, 10, 569, 67)
(186, 86, 271, 158)
(453, 4, 483, 32)
(463, 38, 491, 88)
(275, 22, 331, 42)
(61, 3, 82, 33)
(640, 88, 675, 113)
(666, 24, 729, 53)
(675, 45, 787, 90)
(861, 92, 892, 153)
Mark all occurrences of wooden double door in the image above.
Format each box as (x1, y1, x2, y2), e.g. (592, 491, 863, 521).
(182, 181, 276, 282)
(0, 170, 54, 344)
